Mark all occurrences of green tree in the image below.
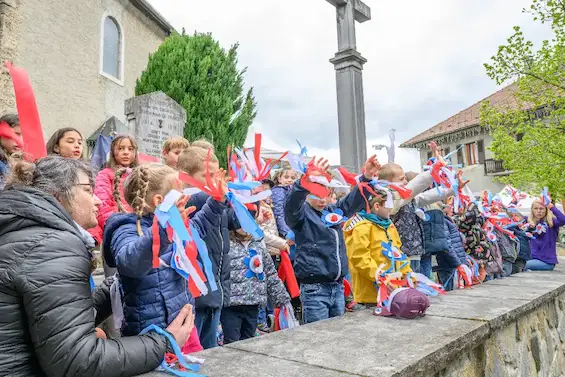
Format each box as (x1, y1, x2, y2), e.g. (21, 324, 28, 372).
(481, 0, 565, 197)
(136, 31, 257, 167)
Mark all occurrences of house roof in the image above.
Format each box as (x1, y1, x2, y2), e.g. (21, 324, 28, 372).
(129, 0, 176, 36)
(400, 83, 530, 148)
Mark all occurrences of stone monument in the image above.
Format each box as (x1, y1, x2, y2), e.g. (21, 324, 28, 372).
(326, 0, 371, 172)
(124, 91, 187, 158)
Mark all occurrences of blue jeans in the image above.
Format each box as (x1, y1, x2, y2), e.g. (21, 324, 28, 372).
(420, 255, 432, 278)
(525, 259, 555, 271)
(195, 307, 221, 349)
(410, 259, 421, 273)
(300, 282, 345, 324)
(257, 301, 273, 325)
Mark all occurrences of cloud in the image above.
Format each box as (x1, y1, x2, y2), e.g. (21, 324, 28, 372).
(147, 0, 552, 171)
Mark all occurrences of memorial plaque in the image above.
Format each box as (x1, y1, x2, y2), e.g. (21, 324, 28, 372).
(124, 92, 187, 158)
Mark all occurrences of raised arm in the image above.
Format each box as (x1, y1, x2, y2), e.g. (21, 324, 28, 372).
(336, 175, 373, 217)
(284, 181, 309, 229)
(550, 205, 565, 228)
(19, 233, 167, 377)
(391, 171, 435, 215)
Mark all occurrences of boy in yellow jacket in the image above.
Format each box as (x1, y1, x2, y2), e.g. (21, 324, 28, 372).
(343, 189, 412, 305)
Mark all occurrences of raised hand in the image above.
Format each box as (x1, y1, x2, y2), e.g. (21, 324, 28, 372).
(456, 170, 470, 189)
(309, 157, 330, 177)
(215, 169, 229, 200)
(364, 154, 381, 179)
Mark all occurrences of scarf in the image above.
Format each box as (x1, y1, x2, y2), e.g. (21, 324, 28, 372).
(358, 210, 392, 229)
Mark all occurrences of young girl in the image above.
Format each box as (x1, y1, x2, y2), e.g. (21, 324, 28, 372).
(102, 163, 229, 353)
(89, 135, 138, 245)
(0, 113, 21, 157)
(46, 127, 84, 159)
(525, 199, 565, 271)
(221, 225, 290, 344)
(271, 167, 298, 242)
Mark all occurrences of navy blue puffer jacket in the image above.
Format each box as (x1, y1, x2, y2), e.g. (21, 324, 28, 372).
(103, 196, 226, 336)
(423, 209, 449, 254)
(444, 216, 469, 266)
(284, 178, 372, 284)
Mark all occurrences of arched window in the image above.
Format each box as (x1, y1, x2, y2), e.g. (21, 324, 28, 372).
(101, 16, 123, 82)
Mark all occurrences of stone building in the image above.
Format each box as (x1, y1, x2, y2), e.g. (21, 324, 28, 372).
(399, 83, 532, 194)
(0, 0, 174, 146)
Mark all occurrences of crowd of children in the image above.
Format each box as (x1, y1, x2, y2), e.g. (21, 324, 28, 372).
(1, 112, 565, 371)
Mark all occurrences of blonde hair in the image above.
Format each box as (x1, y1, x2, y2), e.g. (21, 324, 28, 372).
(272, 166, 296, 185)
(163, 136, 190, 154)
(191, 138, 215, 152)
(528, 199, 555, 228)
(108, 135, 139, 169)
(378, 163, 404, 181)
(114, 163, 177, 235)
(177, 146, 219, 175)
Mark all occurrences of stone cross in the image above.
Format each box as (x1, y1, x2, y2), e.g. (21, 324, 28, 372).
(326, 0, 371, 173)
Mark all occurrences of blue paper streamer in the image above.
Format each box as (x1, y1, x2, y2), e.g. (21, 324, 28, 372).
(189, 223, 218, 292)
(227, 181, 261, 191)
(139, 324, 203, 376)
(226, 192, 264, 239)
(89, 275, 95, 292)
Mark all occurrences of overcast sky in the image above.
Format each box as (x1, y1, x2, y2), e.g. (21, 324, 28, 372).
(147, 0, 550, 171)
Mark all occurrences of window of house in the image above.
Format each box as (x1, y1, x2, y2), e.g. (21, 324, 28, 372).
(465, 142, 478, 165)
(477, 139, 485, 164)
(101, 16, 123, 82)
(456, 144, 464, 167)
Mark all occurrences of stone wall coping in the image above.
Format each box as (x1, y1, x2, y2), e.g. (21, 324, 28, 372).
(140, 258, 565, 377)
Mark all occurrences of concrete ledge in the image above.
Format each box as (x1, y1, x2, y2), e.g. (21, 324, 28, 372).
(141, 260, 565, 377)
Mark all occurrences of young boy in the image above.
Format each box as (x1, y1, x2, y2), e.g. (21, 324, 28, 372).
(191, 138, 215, 152)
(162, 136, 190, 168)
(284, 156, 380, 324)
(344, 189, 412, 305)
(177, 146, 238, 349)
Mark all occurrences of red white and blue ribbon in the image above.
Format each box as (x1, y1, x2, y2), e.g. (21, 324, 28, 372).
(541, 187, 551, 206)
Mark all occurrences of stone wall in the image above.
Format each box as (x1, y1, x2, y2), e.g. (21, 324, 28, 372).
(0, 0, 167, 141)
(141, 260, 565, 377)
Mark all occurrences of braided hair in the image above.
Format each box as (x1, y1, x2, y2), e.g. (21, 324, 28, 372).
(113, 168, 128, 213)
(121, 163, 177, 236)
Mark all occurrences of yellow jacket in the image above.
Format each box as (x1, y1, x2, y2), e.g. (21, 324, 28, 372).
(343, 215, 412, 304)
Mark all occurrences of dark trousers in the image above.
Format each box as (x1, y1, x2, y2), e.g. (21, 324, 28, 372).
(220, 305, 259, 344)
(195, 307, 221, 349)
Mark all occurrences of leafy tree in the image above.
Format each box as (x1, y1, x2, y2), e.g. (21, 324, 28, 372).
(136, 31, 257, 167)
(481, 0, 565, 197)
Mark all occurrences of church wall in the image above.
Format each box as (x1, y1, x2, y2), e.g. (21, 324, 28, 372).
(0, 0, 168, 143)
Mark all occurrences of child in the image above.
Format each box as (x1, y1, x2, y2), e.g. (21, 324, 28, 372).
(506, 213, 531, 274)
(379, 156, 461, 273)
(162, 136, 190, 168)
(191, 138, 215, 152)
(344, 189, 412, 305)
(221, 227, 290, 344)
(285, 156, 380, 324)
(46, 127, 84, 159)
(90, 135, 138, 245)
(271, 166, 298, 242)
(0, 113, 21, 157)
(102, 163, 228, 353)
(525, 199, 565, 271)
(177, 146, 238, 349)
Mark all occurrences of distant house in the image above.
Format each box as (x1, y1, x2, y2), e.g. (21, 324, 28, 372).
(0, 0, 174, 147)
(399, 83, 532, 194)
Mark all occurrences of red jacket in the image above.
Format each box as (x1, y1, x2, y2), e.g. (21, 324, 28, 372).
(88, 168, 132, 244)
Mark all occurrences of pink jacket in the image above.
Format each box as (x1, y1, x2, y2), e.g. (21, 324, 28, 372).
(88, 168, 133, 243)
(257, 203, 287, 255)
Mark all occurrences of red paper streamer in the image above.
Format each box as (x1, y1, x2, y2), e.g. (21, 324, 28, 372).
(138, 153, 160, 164)
(5, 61, 46, 160)
(337, 167, 358, 186)
(178, 150, 224, 200)
(151, 215, 160, 268)
(277, 249, 300, 298)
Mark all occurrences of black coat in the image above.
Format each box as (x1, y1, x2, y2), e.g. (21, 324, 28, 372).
(187, 192, 239, 309)
(0, 187, 168, 377)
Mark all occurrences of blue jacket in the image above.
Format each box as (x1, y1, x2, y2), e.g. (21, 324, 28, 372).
(284, 178, 372, 284)
(0, 160, 7, 191)
(272, 185, 292, 238)
(423, 209, 449, 255)
(102, 196, 226, 336)
(444, 216, 468, 267)
(187, 192, 239, 309)
(507, 224, 531, 261)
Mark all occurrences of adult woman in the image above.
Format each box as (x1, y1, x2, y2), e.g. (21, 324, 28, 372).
(45, 127, 84, 159)
(525, 199, 565, 271)
(0, 156, 194, 377)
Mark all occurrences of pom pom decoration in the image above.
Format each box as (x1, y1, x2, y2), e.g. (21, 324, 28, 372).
(244, 249, 265, 280)
(321, 208, 347, 228)
(4, 61, 46, 160)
